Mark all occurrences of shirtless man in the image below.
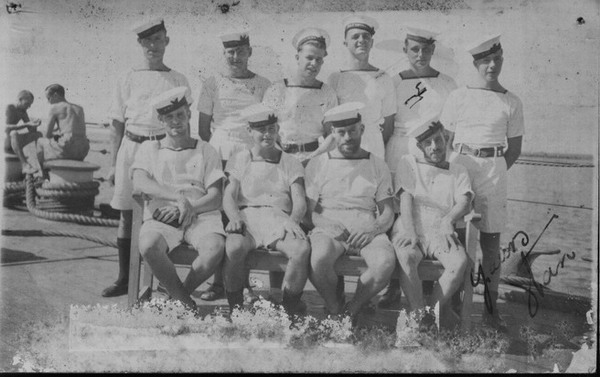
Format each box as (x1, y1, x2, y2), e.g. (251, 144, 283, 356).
(36, 84, 89, 171)
(5, 90, 42, 174)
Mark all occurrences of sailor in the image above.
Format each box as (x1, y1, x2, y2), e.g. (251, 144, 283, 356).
(262, 27, 338, 164)
(391, 119, 472, 328)
(222, 103, 310, 315)
(305, 102, 396, 322)
(380, 26, 458, 307)
(131, 86, 226, 310)
(103, 18, 191, 297)
(327, 15, 396, 159)
(196, 31, 271, 301)
(4, 90, 42, 175)
(440, 34, 524, 330)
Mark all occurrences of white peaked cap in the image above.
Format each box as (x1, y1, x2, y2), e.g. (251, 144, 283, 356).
(322, 102, 365, 127)
(132, 18, 165, 38)
(292, 27, 331, 49)
(405, 26, 439, 43)
(219, 31, 250, 47)
(343, 14, 379, 35)
(241, 103, 278, 127)
(407, 116, 444, 142)
(466, 34, 502, 59)
(151, 87, 192, 115)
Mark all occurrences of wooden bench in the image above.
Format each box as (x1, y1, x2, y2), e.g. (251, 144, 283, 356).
(128, 193, 480, 330)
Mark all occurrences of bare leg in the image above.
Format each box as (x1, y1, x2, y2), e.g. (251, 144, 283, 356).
(223, 233, 255, 308)
(430, 246, 468, 306)
(346, 237, 396, 315)
(274, 236, 310, 294)
(183, 233, 225, 294)
(395, 244, 425, 311)
(11, 131, 41, 173)
(139, 231, 195, 308)
(309, 234, 345, 314)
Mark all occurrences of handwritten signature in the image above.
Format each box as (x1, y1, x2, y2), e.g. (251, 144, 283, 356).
(404, 82, 427, 109)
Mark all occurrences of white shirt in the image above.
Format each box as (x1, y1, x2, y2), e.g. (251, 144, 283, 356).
(305, 152, 393, 214)
(262, 79, 338, 144)
(197, 73, 271, 131)
(225, 149, 304, 214)
(395, 154, 473, 237)
(130, 139, 224, 220)
(108, 69, 190, 133)
(393, 70, 457, 136)
(440, 86, 525, 148)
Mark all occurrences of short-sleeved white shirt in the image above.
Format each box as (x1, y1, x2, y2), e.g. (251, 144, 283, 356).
(440, 86, 525, 148)
(328, 69, 396, 131)
(130, 139, 225, 220)
(225, 149, 304, 214)
(196, 73, 271, 131)
(305, 152, 394, 213)
(262, 79, 338, 144)
(393, 71, 457, 135)
(108, 69, 190, 133)
(395, 154, 473, 236)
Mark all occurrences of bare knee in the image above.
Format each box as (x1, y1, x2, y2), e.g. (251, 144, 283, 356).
(443, 249, 468, 277)
(284, 239, 311, 264)
(309, 236, 337, 270)
(396, 247, 422, 270)
(225, 236, 250, 263)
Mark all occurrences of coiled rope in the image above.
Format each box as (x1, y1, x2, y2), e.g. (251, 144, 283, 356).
(25, 174, 119, 227)
(514, 159, 594, 168)
(1, 229, 117, 248)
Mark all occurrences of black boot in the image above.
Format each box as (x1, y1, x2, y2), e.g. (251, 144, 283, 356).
(282, 289, 307, 316)
(101, 238, 130, 297)
(226, 290, 244, 311)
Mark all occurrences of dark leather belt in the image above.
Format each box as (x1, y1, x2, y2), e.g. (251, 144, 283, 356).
(457, 144, 504, 158)
(125, 130, 165, 143)
(280, 140, 319, 154)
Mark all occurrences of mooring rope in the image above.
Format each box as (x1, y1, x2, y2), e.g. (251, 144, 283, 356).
(514, 159, 594, 168)
(25, 174, 119, 227)
(1, 229, 117, 248)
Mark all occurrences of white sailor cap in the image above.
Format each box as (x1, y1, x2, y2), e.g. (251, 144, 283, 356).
(405, 26, 438, 44)
(151, 87, 192, 116)
(343, 14, 379, 36)
(322, 102, 365, 128)
(408, 118, 444, 142)
(241, 103, 278, 128)
(292, 27, 330, 50)
(219, 31, 250, 48)
(466, 34, 502, 60)
(132, 18, 166, 39)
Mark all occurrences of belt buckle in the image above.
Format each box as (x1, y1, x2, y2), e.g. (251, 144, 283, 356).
(473, 147, 480, 157)
(148, 134, 158, 141)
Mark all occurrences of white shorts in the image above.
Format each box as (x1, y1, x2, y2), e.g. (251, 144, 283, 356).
(240, 207, 292, 248)
(310, 208, 393, 256)
(391, 216, 464, 258)
(210, 127, 253, 161)
(449, 152, 507, 233)
(110, 137, 143, 210)
(139, 210, 225, 251)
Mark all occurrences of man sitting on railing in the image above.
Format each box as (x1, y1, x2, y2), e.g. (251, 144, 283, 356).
(222, 104, 310, 316)
(130, 87, 226, 310)
(391, 119, 472, 327)
(305, 102, 396, 322)
(35, 84, 90, 172)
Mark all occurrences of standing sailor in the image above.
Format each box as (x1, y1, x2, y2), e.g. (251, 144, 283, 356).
(328, 15, 396, 159)
(380, 26, 458, 308)
(103, 18, 190, 297)
(440, 35, 524, 330)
